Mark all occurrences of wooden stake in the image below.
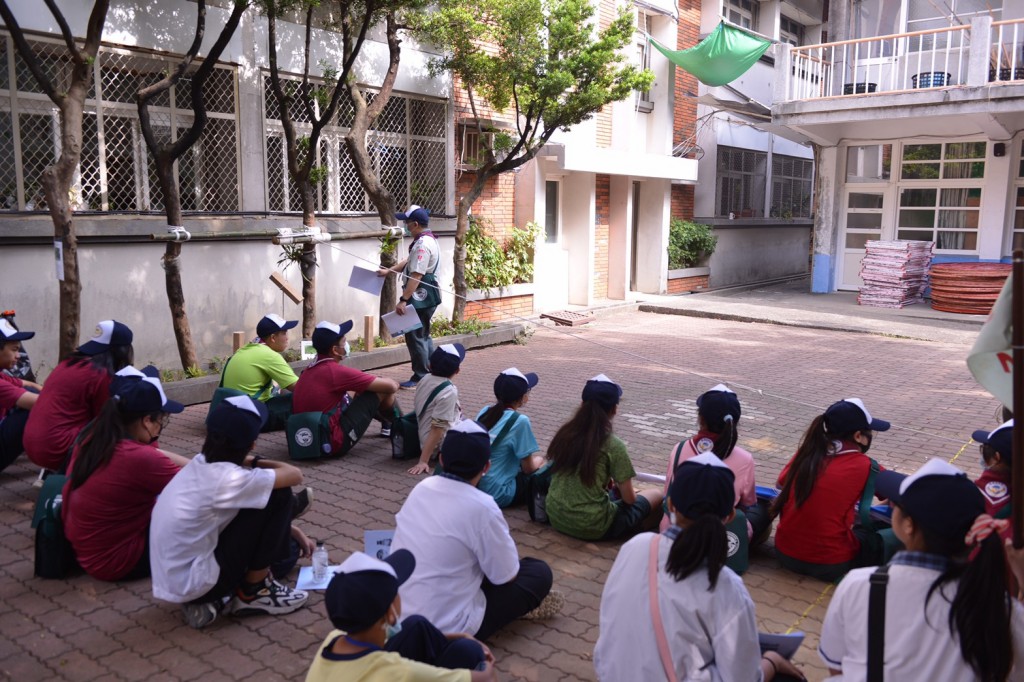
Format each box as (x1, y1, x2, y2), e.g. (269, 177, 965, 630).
(232, 331, 245, 352)
(364, 315, 375, 352)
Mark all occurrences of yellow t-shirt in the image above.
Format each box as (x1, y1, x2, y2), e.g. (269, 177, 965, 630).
(305, 631, 472, 682)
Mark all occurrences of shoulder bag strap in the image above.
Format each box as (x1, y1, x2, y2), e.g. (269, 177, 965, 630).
(490, 411, 521, 451)
(648, 535, 680, 682)
(218, 355, 232, 388)
(417, 380, 452, 420)
(220, 350, 273, 400)
(858, 458, 880, 530)
(867, 564, 890, 682)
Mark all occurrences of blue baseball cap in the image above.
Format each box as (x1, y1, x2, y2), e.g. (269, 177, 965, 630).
(440, 420, 491, 478)
(207, 395, 269, 450)
(0, 318, 33, 342)
(582, 374, 622, 410)
(396, 204, 430, 225)
(78, 320, 133, 355)
(972, 419, 1014, 459)
(311, 320, 355, 354)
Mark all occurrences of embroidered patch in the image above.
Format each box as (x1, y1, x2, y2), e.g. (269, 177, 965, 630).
(985, 481, 1009, 500)
(726, 530, 740, 557)
(696, 437, 714, 453)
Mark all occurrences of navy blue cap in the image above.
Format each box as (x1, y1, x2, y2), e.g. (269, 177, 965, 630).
(875, 458, 984, 540)
(396, 205, 430, 225)
(207, 395, 269, 450)
(823, 398, 890, 434)
(325, 549, 415, 633)
(582, 374, 622, 410)
(973, 419, 1014, 458)
(0, 318, 33, 342)
(430, 343, 466, 376)
(696, 384, 741, 428)
(440, 420, 491, 478)
(494, 367, 538, 403)
(110, 366, 184, 414)
(256, 313, 298, 340)
(78, 320, 133, 355)
(669, 453, 736, 520)
(311, 320, 355, 355)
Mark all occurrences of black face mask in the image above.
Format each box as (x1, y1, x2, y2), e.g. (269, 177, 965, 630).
(857, 432, 873, 454)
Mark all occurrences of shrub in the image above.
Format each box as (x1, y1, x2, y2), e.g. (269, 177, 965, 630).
(668, 219, 716, 269)
(466, 217, 541, 289)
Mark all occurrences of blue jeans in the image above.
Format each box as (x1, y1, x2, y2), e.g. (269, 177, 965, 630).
(404, 305, 436, 380)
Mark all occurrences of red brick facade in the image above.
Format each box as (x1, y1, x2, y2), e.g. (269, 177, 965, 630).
(667, 274, 708, 294)
(594, 174, 610, 299)
(464, 294, 535, 322)
(670, 0, 700, 222)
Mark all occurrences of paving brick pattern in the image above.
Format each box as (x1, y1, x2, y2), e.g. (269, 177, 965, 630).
(0, 309, 999, 681)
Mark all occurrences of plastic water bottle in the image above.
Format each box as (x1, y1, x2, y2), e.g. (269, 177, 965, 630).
(312, 540, 328, 582)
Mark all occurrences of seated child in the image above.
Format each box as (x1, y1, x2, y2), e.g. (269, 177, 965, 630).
(407, 344, 465, 475)
(0, 318, 38, 474)
(63, 367, 190, 581)
(220, 314, 300, 432)
(305, 549, 496, 681)
(476, 368, 547, 508)
(972, 418, 1014, 518)
(150, 395, 309, 628)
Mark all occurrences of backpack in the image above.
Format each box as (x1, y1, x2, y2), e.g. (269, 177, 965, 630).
(33, 474, 76, 579)
(286, 407, 339, 460)
(207, 355, 272, 425)
(390, 381, 451, 460)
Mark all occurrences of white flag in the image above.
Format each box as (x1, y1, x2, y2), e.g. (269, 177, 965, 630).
(966, 273, 1014, 409)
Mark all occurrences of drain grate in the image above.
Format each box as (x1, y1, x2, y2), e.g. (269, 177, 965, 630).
(540, 310, 594, 326)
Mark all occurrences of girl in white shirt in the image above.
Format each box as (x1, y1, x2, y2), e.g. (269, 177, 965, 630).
(595, 453, 805, 682)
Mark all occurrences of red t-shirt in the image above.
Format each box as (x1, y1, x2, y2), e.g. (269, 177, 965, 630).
(23, 360, 111, 470)
(62, 439, 180, 581)
(774, 441, 874, 565)
(292, 358, 377, 453)
(0, 373, 25, 421)
(976, 468, 1011, 518)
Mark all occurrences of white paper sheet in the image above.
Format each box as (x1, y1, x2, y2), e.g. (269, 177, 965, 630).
(296, 565, 342, 590)
(365, 530, 395, 560)
(348, 265, 386, 296)
(382, 310, 423, 336)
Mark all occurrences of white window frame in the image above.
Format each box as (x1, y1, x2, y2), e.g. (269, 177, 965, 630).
(544, 179, 561, 244)
(635, 11, 654, 113)
(1011, 138, 1024, 255)
(723, 0, 757, 30)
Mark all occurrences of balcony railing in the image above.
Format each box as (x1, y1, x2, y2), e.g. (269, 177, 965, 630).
(777, 15, 1024, 102)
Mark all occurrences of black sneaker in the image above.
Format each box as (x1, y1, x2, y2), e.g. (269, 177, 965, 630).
(228, 577, 308, 616)
(380, 422, 392, 438)
(293, 488, 313, 520)
(181, 601, 219, 629)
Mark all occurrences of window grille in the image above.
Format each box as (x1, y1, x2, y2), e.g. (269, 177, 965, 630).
(263, 74, 449, 215)
(770, 154, 814, 218)
(0, 32, 240, 213)
(716, 145, 767, 217)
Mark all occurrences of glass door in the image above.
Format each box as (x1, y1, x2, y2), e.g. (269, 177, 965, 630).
(840, 190, 887, 289)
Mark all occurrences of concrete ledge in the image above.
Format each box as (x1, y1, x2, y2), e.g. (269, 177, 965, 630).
(668, 266, 710, 279)
(163, 321, 527, 406)
(467, 283, 535, 301)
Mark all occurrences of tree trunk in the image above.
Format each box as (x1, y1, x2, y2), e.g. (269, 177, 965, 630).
(452, 173, 490, 322)
(300, 183, 318, 339)
(155, 156, 198, 370)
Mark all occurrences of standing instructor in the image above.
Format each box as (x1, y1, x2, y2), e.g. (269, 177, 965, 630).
(378, 205, 440, 389)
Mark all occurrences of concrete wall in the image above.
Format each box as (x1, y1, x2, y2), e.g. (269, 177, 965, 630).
(708, 225, 811, 288)
(1, 228, 457, 376)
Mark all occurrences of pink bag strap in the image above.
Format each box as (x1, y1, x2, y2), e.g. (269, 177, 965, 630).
(649, 534, 680, 682)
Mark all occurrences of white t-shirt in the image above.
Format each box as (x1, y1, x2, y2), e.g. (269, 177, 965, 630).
(594, 531, 762, 682)
(391, 476, 520, 634)
(413, 374, 461, 452)
(819, 562, 1024, 680)
(149, 454, 276, 603)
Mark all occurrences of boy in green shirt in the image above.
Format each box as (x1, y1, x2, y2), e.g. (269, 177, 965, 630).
(221, 314, 299, 432)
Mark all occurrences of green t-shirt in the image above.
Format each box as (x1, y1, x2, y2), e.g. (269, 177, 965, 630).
(221, 343, 298, 402)
(547, 434, 636, 540)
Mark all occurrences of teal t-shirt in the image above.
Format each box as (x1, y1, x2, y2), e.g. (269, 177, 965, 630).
(475, 407, 540, 508)
(547, 435, 636, 540)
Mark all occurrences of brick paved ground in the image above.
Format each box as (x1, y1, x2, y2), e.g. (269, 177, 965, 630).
(0, 309, 1002, 681)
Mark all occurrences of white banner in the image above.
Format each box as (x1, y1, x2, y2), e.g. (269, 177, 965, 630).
(967, 273, 1014, 409)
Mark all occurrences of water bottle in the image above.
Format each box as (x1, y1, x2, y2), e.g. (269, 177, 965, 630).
(312, 540, 329, 582)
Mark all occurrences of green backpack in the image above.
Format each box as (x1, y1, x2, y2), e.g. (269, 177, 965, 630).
(286, 406, 339, 461)
(390, 381, 452, 460)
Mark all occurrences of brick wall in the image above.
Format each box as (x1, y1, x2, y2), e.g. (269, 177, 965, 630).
(671, 184, 695, 221)
(594, 174, 610, 299)
(667, 274, 708, 294)
(670, 0, 700, 222)
(464, 294, 535, 322)
(595, 0, 617, 148)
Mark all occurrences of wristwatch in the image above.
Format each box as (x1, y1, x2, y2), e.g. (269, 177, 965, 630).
(251, 455, 265, 468)
(400, 296, 411, 304)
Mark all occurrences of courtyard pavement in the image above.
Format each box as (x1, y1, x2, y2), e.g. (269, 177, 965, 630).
(0, 303, 1003, 681)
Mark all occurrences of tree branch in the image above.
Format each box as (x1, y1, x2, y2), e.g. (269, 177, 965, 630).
(42, 0, 83, 62)
(266, 4, 302, 179)
(300, 4, 317, 129)
(0, 1, 61, 104)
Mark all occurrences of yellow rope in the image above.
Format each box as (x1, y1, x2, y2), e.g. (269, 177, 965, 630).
(948, 438, 975, 465)
(786, 582, 834, 634)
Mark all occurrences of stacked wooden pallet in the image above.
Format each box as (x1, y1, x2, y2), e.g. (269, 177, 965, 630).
(858, 240, 934, 308)
(930, 262, 1013, 314)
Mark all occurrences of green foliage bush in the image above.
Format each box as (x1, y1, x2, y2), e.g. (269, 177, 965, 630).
(465, 218, 541, 289)
(668, 219, 717, 269)
(431, 317, 492, 337)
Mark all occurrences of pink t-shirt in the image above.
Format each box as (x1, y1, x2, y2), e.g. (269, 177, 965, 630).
(660, 432, 757, 533)
(62, 439, 180, 581)
(24, 360, 112, 470)
(0, 373, 26, 421)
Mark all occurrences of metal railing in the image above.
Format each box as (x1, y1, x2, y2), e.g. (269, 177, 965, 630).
(781, 15, 1024, 102)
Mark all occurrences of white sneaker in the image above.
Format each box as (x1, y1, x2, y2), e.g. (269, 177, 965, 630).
(181, 602, 219, 629)
(228, 577, 308, 616)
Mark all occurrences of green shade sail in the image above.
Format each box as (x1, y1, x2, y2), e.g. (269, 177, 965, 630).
(650, 22, 772, 87)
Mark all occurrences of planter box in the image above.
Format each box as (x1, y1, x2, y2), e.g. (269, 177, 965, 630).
(465, 283, 535, 322)
(667, 266, 710, 294)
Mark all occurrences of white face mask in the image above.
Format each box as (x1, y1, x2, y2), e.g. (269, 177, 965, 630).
(383, 606, 402, 640)
(668, 511, 678, 527)
(343, 340, 351, 357)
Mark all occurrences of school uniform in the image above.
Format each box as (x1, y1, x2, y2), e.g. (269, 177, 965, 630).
(0, 372, 28, 472)
(595, 528, 762, 681)
(402, 231, 440, 381)
(292, 358, 379, 455)
(820, 551, 1024, 680)
(475, 408, 540, 508)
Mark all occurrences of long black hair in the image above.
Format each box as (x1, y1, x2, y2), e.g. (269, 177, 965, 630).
(702, 411, 738, 461)
(665, 505, 729, 589)
(771, 415, 860, 516)
(69, 399, 159, 490)
(479, 399, 516, 430)
(915, 521, 1013, 682)
(66, 344, 134, 375)
(548, 400, 613, 487)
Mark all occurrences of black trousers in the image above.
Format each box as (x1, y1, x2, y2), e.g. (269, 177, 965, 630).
(0, 407, 29, 474)
(193, 487, 294, 604)
(475, 557, 552, 641)
(386, 615, 486, 670)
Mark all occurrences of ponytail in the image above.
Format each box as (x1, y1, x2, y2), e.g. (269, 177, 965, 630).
(922, 530, 1013, 682)
(479, 400, 515, 430)
(69, 399, 155, 490)
(710, 414, 739, 461)
(771, 414, 846, 516)
(548, 401, 613, 487)
(665, 509, 729, 589)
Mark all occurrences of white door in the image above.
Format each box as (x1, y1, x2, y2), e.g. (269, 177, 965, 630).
(839, 190, 889, 290)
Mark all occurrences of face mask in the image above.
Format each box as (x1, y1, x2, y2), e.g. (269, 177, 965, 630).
(858, 432, 873, 454)
(343, 341, 351, 357)
(403, 226, 411, 237)
(668, 511, 678, 527)
(384, 608, 402, 640)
